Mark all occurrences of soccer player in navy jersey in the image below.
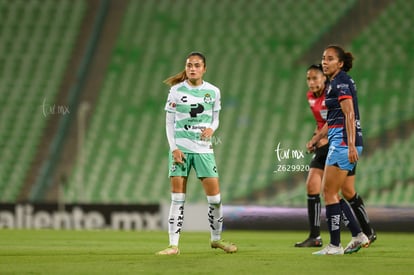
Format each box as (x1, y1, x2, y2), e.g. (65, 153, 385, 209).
(295, 64, 376, 248)
(311, 45, 370, 255)
(156, 52, 237, 255)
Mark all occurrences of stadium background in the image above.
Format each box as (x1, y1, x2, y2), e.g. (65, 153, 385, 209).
(0, 0, 413, 230)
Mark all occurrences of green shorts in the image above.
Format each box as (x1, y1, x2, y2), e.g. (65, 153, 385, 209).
(168, 152, 219, 178)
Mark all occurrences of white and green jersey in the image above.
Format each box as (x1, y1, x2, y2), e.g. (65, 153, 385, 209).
(165, 80, 221, 153)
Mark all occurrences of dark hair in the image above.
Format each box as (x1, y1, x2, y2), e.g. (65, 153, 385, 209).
(164, 51, 206, 86)
(307, 63, 323, 72)
(187, 51, 206, 66)
(325, 45, 354, 72)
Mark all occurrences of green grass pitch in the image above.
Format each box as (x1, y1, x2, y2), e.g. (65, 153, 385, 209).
(0, 229, 413, 274)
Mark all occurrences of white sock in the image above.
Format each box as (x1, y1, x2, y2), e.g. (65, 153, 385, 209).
(207, 194, 223, 241)
(168, 193, 185, 246)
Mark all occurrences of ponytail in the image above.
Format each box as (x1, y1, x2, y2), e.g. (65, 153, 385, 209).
(342, 52, 354, 72)
(163, 70, 187, 86)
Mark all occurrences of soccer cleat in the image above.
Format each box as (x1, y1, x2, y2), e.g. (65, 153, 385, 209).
(344, 232, 369, 254)
(295, 236, 323, 247)
(312, 244, 344, 255)
(211, 240, 238, 253)
(155, 245, 180, 255)
(367, 229, 377, 246)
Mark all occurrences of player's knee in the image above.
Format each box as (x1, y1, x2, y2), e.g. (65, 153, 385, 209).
(342, 190, 355, 201)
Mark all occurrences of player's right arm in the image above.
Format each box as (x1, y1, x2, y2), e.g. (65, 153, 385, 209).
(165, 87, 185, 164)
(166, 111, 185, 164)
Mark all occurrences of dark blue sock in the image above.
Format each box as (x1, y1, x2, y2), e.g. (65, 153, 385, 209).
(348, 193, 373, 236)
(326, 203, 341, 246)
(340, 198, 362, 237)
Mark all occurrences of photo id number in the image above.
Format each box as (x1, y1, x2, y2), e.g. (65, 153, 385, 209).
(273, 164, 309, 173)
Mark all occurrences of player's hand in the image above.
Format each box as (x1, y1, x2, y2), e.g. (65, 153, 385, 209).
(172, 149, 185, 164)
(306, 140, 316, 153)
(200, 128, 214, 140)
(348, 145, 359, 163)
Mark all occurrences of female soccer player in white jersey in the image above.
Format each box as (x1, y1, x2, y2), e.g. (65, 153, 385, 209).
(156, 52, 237, 255)
(311, 45, 370, 255)
(295, 64, 376, 248)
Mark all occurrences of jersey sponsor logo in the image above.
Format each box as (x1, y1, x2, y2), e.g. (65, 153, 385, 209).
(308, 99, 316, 106)
(337, 83, 349, 89)
(320, 109, 327, 120)
(326, 85, 332, 95)
(184, 125, 206, 131)
(189, 103, 204, 117)
(181, 96, 188, 103)
(187, 118, 202, 123)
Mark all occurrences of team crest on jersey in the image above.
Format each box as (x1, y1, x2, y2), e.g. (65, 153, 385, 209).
(204, 93, 212, 104)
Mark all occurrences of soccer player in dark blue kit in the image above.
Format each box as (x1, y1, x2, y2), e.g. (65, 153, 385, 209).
(312, 45, 370, 255)
(296, 64, 376, 248)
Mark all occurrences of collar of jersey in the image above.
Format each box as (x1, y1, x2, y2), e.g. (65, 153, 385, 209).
(184, 80, 205, 90)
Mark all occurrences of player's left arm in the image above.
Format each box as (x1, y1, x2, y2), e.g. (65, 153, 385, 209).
(201, 111, 219, 139)
(340, 98, 358, 163)
(201, 88, 221, 140)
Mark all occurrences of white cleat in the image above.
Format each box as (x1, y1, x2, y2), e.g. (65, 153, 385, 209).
(344, 232, 369, 254)
(312, 244, 344, 255)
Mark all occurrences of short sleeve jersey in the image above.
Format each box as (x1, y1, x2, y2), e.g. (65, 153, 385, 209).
(164, 80, 221, 153)
(325, 70, 363, 146)
(307, 90, 327, 130)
